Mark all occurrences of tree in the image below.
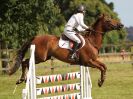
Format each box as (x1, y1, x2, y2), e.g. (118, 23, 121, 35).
(0, 0, 38, 48)
(0, 0, 64, 48)
(36, 0, 65, 35)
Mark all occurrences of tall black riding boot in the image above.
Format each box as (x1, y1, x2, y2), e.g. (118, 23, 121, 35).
(69, 42, 79, 61)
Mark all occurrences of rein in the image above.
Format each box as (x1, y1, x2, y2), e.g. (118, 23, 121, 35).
(83, 29, 104, 38)
(90, 29, 104, 35)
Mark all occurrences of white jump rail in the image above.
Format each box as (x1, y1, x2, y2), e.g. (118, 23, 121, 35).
(22, 45, 92, 99)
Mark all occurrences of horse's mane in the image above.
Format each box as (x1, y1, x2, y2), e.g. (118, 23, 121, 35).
(92, 17, 101, 28)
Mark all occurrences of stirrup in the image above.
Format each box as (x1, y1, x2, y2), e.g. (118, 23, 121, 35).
(69, 53, 77, 61)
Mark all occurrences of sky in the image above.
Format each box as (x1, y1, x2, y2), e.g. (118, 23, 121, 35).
(106, 0, 133, 27)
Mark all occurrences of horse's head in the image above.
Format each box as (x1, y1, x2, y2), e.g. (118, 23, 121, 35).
(97, 14, 124, 32)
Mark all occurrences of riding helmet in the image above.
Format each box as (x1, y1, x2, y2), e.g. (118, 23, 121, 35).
(77, 5, 86, 13)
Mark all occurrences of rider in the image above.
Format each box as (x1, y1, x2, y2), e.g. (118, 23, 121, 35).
(64, 5, 90, 60)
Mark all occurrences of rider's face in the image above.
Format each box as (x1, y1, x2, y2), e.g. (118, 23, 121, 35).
(83, 11, 86, 15)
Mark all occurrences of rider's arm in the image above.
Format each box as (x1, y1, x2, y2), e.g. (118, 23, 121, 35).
(77, 13, 88, 29)
(77, 25, 85, 31)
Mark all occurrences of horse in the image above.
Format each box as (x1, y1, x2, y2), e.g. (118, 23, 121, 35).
(8, 14, 123, 87)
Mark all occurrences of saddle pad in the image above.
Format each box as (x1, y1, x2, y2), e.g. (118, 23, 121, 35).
(59, 35, 85, 50)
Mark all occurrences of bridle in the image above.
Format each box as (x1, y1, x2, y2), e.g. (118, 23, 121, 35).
(91, 29, 104, 35)
(85, 29, 105, 37)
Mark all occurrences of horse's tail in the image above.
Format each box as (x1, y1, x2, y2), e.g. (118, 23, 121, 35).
(8, 37, 35, 75)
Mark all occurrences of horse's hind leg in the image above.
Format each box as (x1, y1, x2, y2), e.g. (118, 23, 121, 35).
(16, 49, 50, 84)
(16, 57, 47, 84)
(16, 59, 29, 84)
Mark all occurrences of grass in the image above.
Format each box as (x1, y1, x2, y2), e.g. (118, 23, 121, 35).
(0, 60, 133, 99)
(91, 63, 133, 99)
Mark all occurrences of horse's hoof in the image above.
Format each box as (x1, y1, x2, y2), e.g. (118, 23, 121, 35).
(7, 70, 12, 75)
(98, 79, 103, 87)
(16, 79, 25, 85)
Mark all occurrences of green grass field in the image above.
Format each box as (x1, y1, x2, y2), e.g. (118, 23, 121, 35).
(0, 60, 133, 99)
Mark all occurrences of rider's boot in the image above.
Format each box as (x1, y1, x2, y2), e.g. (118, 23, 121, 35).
(69, 42, 80, 61)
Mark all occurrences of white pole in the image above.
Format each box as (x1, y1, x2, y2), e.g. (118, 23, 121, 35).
(80, 66, 92, 99)
(87, 67, 92, 99)
(87, 67, 92, 88)
(22, 45, 36, 99)
(86, 67, 89, 98)
(83, 66, 87, 98)
(80, 66, 83, 99)
(27, 67, 31, 99)
(30, 45, 36, 99)
(22, 89, 27, 99)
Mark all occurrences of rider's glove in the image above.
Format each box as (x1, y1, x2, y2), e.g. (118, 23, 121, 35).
(86, 26, 93, 32)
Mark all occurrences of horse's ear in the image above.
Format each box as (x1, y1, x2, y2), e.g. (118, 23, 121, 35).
(102, 13, 105, 17)
(99, 13, 109, 19)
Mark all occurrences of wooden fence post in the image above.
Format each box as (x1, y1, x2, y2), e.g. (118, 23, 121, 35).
(50, 57, 54, 74)
(0, 40, 9, 74)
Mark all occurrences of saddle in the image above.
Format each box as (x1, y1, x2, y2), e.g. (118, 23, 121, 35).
(61, 34, 70, 41)
(59, 34, 85, 50)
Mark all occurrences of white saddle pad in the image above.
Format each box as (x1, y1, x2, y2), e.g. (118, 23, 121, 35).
(59, 35, 85, 50)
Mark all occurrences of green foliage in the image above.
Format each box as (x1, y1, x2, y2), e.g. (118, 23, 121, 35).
(0, 0, 38, 48)
(0, 0, 127, 49)
(0, 0, 64, 48)
(36, 0, 65, 35)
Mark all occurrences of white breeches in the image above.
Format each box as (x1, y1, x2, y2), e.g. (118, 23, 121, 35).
(64, 29, 81, 44)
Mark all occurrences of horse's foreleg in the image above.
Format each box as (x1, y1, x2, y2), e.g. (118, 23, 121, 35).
(95, 60, 107, 71)
(87, 59, 106, 87)
(95, 60, 107, 86)
(16, 59, 29, 84)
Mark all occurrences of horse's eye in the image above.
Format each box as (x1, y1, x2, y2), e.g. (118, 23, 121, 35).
(105, 19, 110, 23)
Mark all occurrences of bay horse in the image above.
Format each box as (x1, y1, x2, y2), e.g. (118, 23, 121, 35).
(8, 14, 123, 87)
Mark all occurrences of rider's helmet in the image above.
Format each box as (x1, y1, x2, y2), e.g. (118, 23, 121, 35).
(77, 5, 86, 13)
